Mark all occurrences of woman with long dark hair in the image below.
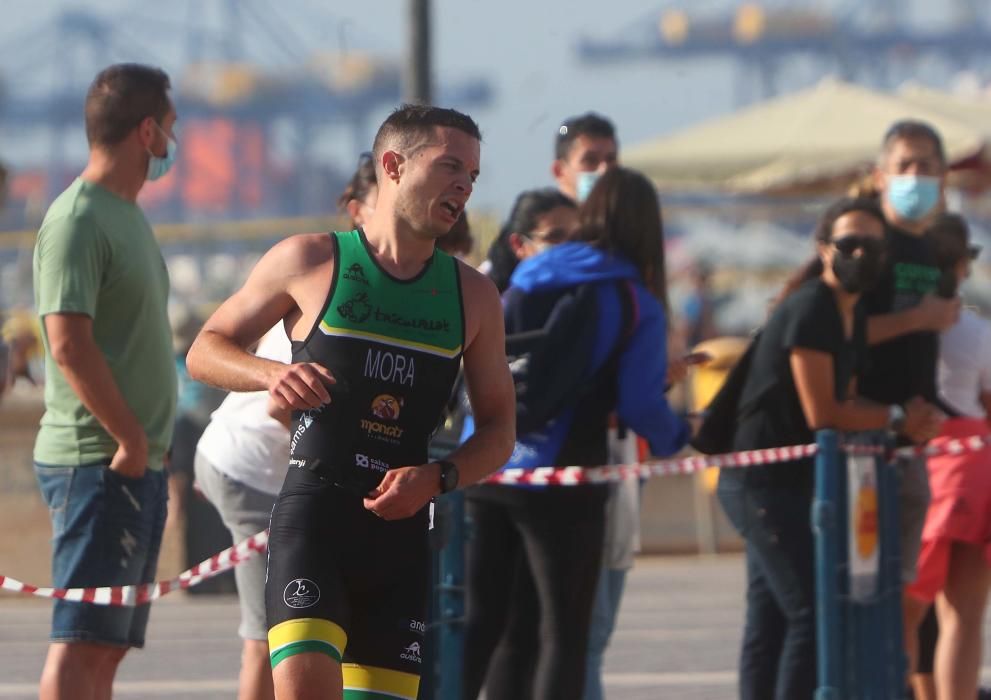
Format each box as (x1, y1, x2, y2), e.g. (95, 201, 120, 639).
(717, 197, 938, 699)
(462, 168, 688, 700)
(479, 189, 576, 292)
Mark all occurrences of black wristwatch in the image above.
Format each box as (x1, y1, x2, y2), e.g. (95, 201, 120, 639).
(437, 460, 459, 494)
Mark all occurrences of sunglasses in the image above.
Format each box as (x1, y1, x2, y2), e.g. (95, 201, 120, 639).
(832, 235, 885, 257)
(524, 227, 570, 245)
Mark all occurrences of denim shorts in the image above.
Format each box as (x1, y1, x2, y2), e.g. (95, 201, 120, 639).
(35, 461, 168, 648)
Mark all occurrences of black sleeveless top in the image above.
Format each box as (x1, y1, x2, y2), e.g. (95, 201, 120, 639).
(288, 230, 465, 494)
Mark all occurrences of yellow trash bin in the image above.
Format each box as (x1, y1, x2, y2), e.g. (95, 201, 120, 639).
(1, 310, 44, 385)
(688, 336, 750, 494)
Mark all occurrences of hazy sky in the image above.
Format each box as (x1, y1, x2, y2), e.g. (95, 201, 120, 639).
(0, 0, 959, 212)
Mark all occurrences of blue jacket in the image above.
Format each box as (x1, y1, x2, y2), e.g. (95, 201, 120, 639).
(465, 242, 690, 472)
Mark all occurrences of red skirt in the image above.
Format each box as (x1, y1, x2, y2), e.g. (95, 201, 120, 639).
(907, 417, 991, 601)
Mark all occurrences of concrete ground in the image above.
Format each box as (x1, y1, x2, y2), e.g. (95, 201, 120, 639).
(2, 554, 990, 699)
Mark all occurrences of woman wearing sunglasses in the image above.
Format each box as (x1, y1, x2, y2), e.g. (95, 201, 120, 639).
(717, 197, 939, 699)
(479, 188, 577, 293)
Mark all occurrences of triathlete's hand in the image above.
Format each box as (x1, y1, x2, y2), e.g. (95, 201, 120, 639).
(267, 362, 335, 411)
(363, 464, 440, 521)
(266, 395, 292, 429)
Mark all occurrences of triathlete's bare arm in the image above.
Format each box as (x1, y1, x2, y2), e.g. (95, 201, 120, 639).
(186, 233, 336, 410)
(438, 263, 516, 485)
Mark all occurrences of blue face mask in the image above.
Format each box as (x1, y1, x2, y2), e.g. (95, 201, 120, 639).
(575, 171, 600, 203)
(887, 175, 940, 221)
(146, 123, 177, 182)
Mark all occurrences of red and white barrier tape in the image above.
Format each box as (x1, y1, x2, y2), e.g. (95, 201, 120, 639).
(844, 434, 991, 460)
(486, 444, 820, 486)
(0, 530, 268, 607)
(898, 434, 991, 459)
(484, 433, 991, 486)
(5, 434, 990, 605)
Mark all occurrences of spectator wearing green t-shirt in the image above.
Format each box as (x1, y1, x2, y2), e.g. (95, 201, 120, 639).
(31, 63, 178, 700)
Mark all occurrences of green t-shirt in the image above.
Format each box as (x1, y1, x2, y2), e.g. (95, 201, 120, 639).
(32, 178, 177, 469)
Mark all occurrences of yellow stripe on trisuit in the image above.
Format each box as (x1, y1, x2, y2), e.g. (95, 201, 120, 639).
(343, 664, 420, 700)
(268, 618, 347, 667)
(319, 322, 462, 359)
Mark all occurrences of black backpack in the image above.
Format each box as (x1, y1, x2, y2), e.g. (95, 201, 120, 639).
(690, 333, 760, 455)
(506, 281, 636, 436)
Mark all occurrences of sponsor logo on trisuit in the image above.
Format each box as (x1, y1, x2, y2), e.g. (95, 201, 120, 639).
(337, 292, 372, 323)
(371, 394, 403, 420)
(290, 407, 322, 454)
(343, 263, 369, 285)
(413, 286, 450, 297)
(355, 453, 389, 473)
(360, 419, 404, 439)
(364, 349, 415, 387)
(373, 308, 450, 333)
(409, 619, 426, 634)
(338, 291, 449, 333)
(283, 578, 320, 609)
(401, 641, 422, 663)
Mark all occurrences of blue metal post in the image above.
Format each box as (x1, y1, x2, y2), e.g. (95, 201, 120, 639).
(879, 456, 906, 696)
(813, 430, 842, 700)
(437, 490, 465, 700)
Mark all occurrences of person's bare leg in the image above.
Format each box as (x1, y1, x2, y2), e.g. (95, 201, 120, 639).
(240, 639, 275, 700)
(935, 542, 991, 700)
(95, 646, 128, 700)
(904, 593, 935, 700)
(272, 652, 343, 700)
(40, 642, 126, 700)
(912, 672, 937, 700)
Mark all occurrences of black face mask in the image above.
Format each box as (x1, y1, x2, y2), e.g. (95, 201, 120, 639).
(831, 238, 884, 294)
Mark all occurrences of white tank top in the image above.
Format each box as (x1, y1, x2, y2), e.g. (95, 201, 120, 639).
(938, 308, 991, 419)
(196, 325, 292, 495)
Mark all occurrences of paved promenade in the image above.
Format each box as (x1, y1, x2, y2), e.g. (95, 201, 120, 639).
(1, 554, 989, 699)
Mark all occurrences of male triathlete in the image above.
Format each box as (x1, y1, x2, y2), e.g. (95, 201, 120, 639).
(186, 104, 515, 700)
